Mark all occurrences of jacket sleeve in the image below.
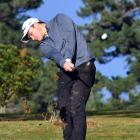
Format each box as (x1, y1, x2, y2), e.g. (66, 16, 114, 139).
(56, 13, 76, 60)
(39, 42, 65, 68)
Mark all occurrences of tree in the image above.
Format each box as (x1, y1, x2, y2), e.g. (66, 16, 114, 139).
(0, 0, 46, 113)
(0, 44, 40, 113)
(30, 61, 58, 113)
(77, 0, 140, 109)
(106, 75, 135, 109)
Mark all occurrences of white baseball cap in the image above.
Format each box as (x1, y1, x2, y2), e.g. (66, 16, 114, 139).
(21, 18, 40, 43)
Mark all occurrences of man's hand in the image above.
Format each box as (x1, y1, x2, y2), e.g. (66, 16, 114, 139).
(64, 61, 74, 72)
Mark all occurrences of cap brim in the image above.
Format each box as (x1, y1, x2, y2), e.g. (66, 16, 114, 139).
(21, 35, 29, 43)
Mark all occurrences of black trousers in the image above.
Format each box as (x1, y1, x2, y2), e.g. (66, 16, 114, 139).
(57, 60, 96, 140)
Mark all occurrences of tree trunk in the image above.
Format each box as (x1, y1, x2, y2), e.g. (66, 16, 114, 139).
(0, 105, 6, 114)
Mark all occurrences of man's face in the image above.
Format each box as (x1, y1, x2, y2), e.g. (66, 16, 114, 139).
(27, 23, 44, 42)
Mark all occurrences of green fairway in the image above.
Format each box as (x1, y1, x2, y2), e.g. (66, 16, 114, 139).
(0, 110, 140, 140)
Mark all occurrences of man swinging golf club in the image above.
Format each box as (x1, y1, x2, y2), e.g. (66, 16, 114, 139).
(21, 13, 96, 140)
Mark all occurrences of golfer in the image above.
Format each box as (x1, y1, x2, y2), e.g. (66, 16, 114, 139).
(21, 13, 96, 140)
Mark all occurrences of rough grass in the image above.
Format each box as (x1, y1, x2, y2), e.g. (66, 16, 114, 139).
(0, 110, 140, 140)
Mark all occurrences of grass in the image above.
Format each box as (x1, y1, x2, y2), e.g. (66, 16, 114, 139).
(0, 110, 140, 140)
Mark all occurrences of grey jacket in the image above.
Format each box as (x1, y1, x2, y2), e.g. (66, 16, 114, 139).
(39, 13, 95, 69)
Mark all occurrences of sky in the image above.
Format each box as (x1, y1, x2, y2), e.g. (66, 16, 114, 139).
(26, 0, 129, 100)
(26, 0, 92, 25)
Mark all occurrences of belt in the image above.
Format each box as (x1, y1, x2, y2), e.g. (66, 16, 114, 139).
(82, 58, 95, 66)
(77, 60, 94, 70)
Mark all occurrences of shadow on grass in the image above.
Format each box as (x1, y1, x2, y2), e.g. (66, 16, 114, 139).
(0, 110, 140, 121)
(86, 110, 140, 118)
(0, 113, 44, 121)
